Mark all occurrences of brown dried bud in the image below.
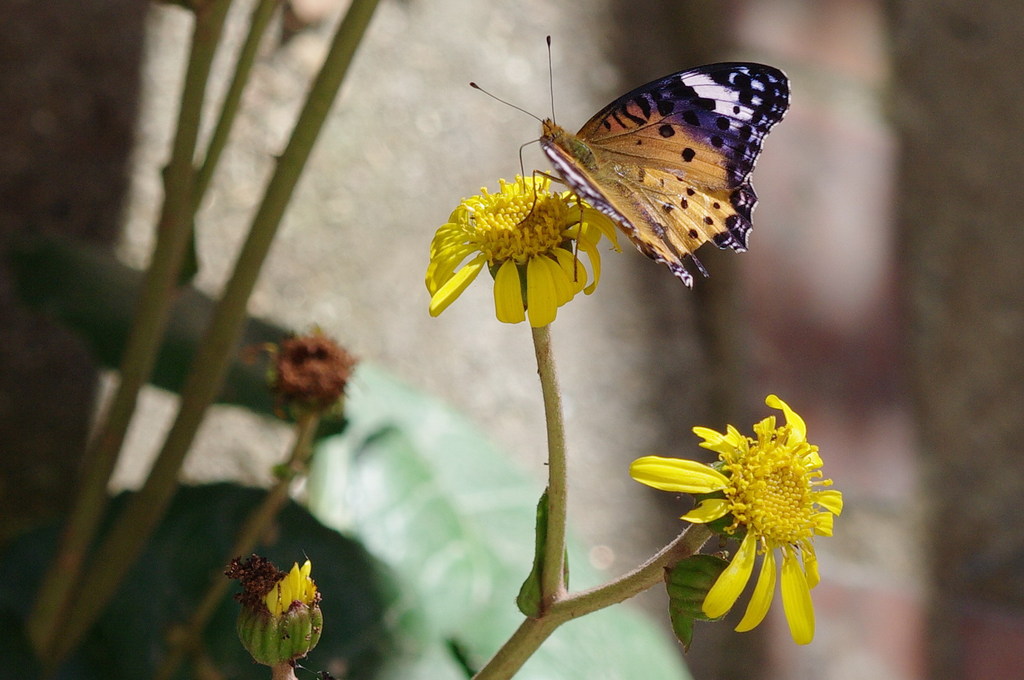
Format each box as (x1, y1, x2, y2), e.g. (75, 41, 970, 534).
(270, 331, 356, 416)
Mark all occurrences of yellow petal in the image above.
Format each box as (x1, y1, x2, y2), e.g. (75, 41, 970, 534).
(545, 252, 577, 303)
(703, 532, 757, 619)
(553, 247, 586, 295)
(812, 511, 834, 537)
(429, 255, 486, 316)
(679, 498, 731, 523)
(814, 489, 844, 516)
(629, 456, 729, 493)
(766, 394, 806, 442)
(780, 547, 815, 644)
(494, 260, 525, 324)
(526, 256, 557, 327)
(736, 547, 776, 632)
(693, 425, 745, 456)
(575, 237, 602, 294)
(580, 206, 620, 248)
(803, 547, 821, 589)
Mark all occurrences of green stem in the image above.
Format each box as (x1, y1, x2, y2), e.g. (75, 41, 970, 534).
(471, 617, 559, 680)
(192, 0, 281, 207)
(548, 524, 712, 619)
(531, 325, 568, 608)
(48, 0, 380, 665)
(271, 662, 299, 680)
(473, 524, 712, 680)
(28, 0, 234, 659)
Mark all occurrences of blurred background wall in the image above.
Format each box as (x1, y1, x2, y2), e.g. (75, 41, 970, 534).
(3, 0, 1023, 678)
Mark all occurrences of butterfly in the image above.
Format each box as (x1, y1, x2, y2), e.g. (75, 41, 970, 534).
(540, 62, 789, 286)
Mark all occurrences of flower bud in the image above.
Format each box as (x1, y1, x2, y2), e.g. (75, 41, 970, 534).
(226, 555, 323, 666)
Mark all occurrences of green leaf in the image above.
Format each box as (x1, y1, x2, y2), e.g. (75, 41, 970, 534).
(308, 363, 691, 679)
(516, 491, 547, 617)
(514, 491, 571, 617)
(665, 554, 729, 651)
(7, 235, 288, 417)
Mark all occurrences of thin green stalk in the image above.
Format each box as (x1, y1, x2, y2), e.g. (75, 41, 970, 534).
(471, 617, 559, 680)
(473, 524, 712, 680)
(49, 0, 381, 665)
(271, 662, 299, 680)
(548, 524, 712, 618)
(28, 0, 234, 659)
(531, 325, 568, 608)
(193, 0, 281, 206)
(155, 411, 321, 680)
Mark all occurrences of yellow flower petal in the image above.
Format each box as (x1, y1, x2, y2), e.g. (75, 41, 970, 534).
(580, 206, 620, 247)
(736, 547, 776, 632)
(693, 425, 747, 456)
(575, 237, 602, 294)
(812, 511, 834, 537)
(780, 547, 815, 644)
(493, 260, 525, 324)
(526, 256, 558, 327)
(545, 253, 577, 304)
(429, 255, 486, 317)
(679, 498, 731, 523)
(814, 489, 844, 516)
(766, 394, 806, 442)
(703, 532, 757, 619)
(803, 548, 821, 589)
(629, 456, 729, 494)
(553, 247, 587, 295)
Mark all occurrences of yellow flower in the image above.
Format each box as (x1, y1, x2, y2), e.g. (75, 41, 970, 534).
(265, 559, 318, 615)
(630, 395, 843, 644)
(426, 175, 618, 327)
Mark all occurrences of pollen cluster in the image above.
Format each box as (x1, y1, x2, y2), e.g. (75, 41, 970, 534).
(720, 421, 817, 546)
(464, 178, 573, 264)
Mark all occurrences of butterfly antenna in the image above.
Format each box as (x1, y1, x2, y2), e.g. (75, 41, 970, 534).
(546, 35, 556, 122)
(469, 82, 543, 123)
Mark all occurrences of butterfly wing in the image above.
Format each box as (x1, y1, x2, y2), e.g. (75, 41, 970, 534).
(542, 63, 789, 285)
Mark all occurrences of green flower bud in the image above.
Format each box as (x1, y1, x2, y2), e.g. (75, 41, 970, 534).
(227, 556, 323, 666)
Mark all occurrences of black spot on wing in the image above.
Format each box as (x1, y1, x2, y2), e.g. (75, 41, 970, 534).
(711, 182, 758, 250)
(635, 96, 652, 119)
(730, 183, 758, 222)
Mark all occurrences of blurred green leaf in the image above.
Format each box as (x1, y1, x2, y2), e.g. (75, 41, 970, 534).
(7, 235, 283, 416)
(0, 484, 393, 680)
(308, 364, 691, 680)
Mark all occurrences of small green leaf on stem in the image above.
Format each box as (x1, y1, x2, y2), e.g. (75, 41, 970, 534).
(516, 490, 570, 617)
(665, 553, 729, 651)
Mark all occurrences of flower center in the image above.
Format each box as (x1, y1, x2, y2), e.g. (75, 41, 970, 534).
(466, 183, 573, 264)
(722, 426, 816, 546)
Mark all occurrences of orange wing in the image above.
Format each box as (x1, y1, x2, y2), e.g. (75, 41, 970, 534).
(541, 63, 789, 285)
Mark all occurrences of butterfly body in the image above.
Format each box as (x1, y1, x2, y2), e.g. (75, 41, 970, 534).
(540, 62, 789, 285)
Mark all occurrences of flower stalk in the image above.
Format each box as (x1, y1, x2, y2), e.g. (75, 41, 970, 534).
(154, 411, 322, 680)
(28, 0, 235, 659)
(474, 524, 713, 680)
(531, 325, 568, 607)
(45, 0, 381, 666)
